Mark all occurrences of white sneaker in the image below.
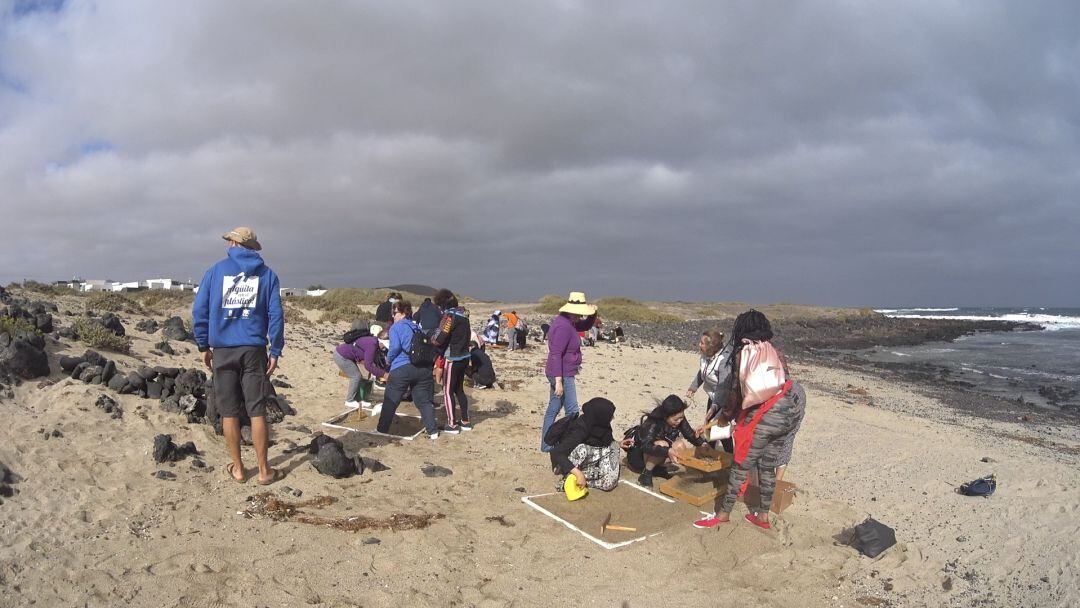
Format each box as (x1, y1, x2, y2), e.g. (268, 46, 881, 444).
(370, 404, 382, 417)
(344, 401, 361, 410)
(428, 432, 439, 441)
(360, 400, 373, 409)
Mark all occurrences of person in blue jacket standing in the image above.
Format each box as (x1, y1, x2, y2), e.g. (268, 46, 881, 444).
(192, 227, 285, 485)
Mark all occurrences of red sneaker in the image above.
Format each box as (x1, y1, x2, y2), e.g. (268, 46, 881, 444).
(692, 513, 727, 529)
(744, 513, 772, 530)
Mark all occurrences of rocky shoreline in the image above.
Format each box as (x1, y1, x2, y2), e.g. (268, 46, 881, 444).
(628, 315, 1080, 427)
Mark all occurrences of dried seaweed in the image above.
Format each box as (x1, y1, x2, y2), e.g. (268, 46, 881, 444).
(242, 492, 444, 531)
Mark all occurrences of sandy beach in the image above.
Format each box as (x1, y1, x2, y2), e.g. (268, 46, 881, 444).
(1, 295, 1078, 608)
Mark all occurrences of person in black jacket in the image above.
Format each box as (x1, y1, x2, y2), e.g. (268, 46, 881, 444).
(467, 342, 496, 388)
(549, 398, 621, 492)
(374, 292, 402, 325)
(430, 289, 473, 432)
(625, 394, 704, 487)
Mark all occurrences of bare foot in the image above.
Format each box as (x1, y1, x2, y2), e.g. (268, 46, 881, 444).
(257, 468, 284, 486)
(226, 462, 246, 483)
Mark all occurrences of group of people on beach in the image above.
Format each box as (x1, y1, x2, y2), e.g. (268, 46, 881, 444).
(192, 227, 806, 529)
(335, 290, 500, 439)
(541, 291, 806, 530)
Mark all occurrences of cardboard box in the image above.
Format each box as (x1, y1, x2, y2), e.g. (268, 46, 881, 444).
(739, 479, 796, 514)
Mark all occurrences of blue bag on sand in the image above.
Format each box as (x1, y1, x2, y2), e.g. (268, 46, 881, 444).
(958, 474, 997, 497)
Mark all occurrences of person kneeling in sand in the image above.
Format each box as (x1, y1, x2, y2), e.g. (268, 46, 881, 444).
(549, 398, 621, 492)
(624, 395, 705, 487)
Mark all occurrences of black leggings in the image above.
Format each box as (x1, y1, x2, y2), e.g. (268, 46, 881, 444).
(442, 358, 469, 424)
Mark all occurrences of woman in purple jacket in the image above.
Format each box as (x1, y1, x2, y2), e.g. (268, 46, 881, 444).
(541, 292, 597, 452)
(333, 327, 389, 409)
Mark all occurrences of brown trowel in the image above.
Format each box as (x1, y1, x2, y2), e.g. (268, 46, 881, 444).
(600, 512, 637, 535)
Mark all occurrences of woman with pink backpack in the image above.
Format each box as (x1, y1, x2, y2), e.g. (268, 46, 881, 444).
(692, 310, 806, 531)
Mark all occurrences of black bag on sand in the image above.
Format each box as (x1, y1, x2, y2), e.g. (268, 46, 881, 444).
(854, 517, 896, 558)
(544, 413, 580, 446)
(958, 474, 996, 497)
(408, 325, 437, 367)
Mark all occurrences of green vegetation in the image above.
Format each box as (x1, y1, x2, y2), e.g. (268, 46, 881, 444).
(288, 287, 425, 325)
(85, 292, 144, 314)
(319, 307, 373, 325)
(12, 280, 76, 296)
(536, 295, 683, 323)
(72, 318, 132, 354)
(131, 290, 195, 316)
(282, 304, 311, 326)
(594, 297, 682, 323)
(535, 294, 565, 315)
(0, 316, 41, 337)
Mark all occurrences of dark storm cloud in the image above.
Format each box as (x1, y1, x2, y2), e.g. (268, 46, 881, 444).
(1, 0, 1077, 305)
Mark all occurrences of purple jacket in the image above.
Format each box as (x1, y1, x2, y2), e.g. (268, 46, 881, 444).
(544, 313, 596, 378)
(335, 335, 388, 378)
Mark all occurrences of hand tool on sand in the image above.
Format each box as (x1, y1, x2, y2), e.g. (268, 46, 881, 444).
(600, 512, 637, 535)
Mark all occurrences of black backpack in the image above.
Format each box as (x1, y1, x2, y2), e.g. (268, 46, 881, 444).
(544, 412, 580, 446)
(342, 327, 370, 344)
(408, 323, 437, 367)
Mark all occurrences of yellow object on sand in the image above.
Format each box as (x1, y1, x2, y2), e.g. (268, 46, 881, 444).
(564, 475, 588, 501)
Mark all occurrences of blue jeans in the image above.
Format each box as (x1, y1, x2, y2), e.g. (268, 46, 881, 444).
(377, 363, 438, 435)
(540, 375, 578, 452)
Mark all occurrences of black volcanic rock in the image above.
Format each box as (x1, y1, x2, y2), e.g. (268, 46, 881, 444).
(59, 355, 85, 373)
(161, 317, 189, 342)
(0, 338, 50, 380)
(98, 313, 126, 336)
(151, 434, 198, 463)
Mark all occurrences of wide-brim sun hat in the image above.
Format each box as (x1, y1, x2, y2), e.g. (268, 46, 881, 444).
(559, 291, 596, 316)
(222, 226, 262, 251)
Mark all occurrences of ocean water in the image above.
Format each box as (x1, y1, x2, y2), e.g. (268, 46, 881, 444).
(866, 307, 1080, 411)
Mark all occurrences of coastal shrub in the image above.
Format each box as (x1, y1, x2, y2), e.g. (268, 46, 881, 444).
(0, 316, 40, 337)
(85, 292, 144, 314)
(72, 318, 132, 354)
(535, 294, 565, 315)
(319, 307, 373, 325)
(283, 305, 311, 325)
(17, 281, 76, 297)
(594, 298, 682, 324)
(132, 290, 195, 315)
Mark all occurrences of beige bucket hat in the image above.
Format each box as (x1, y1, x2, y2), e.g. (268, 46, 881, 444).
(559, 291, 596, 315)
(222, 226, 262, 251)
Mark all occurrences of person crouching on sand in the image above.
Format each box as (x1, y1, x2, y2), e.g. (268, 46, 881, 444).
(333, 325, 389, 410)
(549, 398, 621, 492)
(624, 395, 705, 487)
(540, 291, 598, 452)
(693, 310, 806, 531)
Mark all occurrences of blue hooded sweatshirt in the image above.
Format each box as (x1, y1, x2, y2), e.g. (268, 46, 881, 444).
(192, 247, 285, 357)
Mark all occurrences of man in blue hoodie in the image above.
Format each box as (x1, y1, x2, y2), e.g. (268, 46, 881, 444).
(193, 226, 285, 485)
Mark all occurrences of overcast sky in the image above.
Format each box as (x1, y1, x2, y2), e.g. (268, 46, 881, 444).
(1, 1, 1077, 306)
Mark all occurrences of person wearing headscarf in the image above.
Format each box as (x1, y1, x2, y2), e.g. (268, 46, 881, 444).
(482, 310, 501, 345)
(540, 291, 598, 452)
(549, 397, 620, 492)
(625, 395, 705, 487)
